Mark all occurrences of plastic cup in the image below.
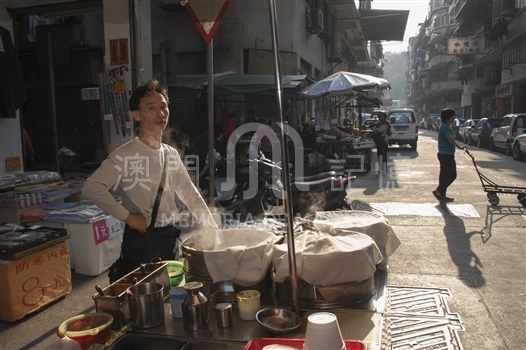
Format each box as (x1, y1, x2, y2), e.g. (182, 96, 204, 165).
(304, 312, 345, 350)
(236, 290, 261, 320)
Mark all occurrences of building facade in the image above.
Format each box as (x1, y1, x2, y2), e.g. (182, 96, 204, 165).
(0, 0, 407, 172)
(407, 0, 526, 119)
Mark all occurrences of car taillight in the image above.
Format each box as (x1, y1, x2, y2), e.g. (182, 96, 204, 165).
(416, 125, 419, 133)
(512, 127, 517, 137)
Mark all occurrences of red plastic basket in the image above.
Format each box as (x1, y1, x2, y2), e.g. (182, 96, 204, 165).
(244, 338, 367, 350)
(57, 313, 113, 350)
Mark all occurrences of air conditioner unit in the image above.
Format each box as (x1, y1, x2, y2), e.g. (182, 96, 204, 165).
(307, 8, 324, 34)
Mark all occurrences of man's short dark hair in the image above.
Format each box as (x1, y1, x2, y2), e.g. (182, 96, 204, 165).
(440, 108, 455, 122)
(128, 79, 169, 111)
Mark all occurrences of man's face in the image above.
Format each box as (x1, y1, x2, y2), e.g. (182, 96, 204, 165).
(132, 92, 169, 133)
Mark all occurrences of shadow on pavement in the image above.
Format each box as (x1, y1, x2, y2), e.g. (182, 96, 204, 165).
(479, 205, 526, 243)
(437, 204, 486, 289)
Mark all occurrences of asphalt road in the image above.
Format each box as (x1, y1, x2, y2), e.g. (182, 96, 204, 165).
(349, 129, 526, 350)
(0, 129, 524, 349)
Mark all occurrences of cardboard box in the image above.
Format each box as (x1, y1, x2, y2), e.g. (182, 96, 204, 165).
(0, 241, 71, 322)
(23, 221, 75, 269)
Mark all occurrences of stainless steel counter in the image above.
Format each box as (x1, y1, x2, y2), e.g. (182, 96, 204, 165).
(123, 268, 387, 350)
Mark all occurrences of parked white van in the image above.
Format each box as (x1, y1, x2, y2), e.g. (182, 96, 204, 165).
(387, 108, 419, 150)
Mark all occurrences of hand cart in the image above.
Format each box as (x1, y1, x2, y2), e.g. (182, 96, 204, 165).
(465, 150, 526, 206)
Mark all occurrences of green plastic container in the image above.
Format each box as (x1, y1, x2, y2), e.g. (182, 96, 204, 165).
(165, 260, 185, 287)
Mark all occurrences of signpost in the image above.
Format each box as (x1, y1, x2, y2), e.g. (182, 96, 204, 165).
(184, 0, 231, 203)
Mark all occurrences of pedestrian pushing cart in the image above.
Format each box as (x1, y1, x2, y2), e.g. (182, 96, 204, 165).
(465, 149, 526, 206)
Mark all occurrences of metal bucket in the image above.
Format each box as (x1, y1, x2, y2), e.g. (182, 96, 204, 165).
(123, 282, 164, 329)
(92, 262, 169, 329)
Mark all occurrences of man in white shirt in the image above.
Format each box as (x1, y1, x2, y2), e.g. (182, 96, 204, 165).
(82, 79, 217, 282)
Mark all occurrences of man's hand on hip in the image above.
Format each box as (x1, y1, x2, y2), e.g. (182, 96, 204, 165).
(125, 213, 148, 233)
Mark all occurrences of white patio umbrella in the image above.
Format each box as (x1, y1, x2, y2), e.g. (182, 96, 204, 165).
(296, 71, 391, 100)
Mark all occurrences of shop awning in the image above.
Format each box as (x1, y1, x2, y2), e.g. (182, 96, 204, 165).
(168, 73, 307, 99)
(359, 9, 409, 42)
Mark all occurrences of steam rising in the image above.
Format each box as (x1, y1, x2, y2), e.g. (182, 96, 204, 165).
(297, 190, 326, 217)
(163, 125, 191, 158)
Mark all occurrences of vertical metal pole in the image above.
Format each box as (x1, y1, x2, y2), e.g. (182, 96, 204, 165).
(207, 40, 215, 204)
(160, 46, 168, 87)
(48, 32, 60, 173)
(268, 0, 299, 314)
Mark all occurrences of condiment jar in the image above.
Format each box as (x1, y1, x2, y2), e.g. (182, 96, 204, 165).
(181, 281, 210, 331)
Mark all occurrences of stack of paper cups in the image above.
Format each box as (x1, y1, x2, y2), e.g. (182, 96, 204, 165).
(304, 312, 345, 350)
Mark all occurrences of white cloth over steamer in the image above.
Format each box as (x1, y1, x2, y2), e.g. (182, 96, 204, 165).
(199, 229, 276, 286)
(273, 228, 383, 285)
(312, 210, 401, 269)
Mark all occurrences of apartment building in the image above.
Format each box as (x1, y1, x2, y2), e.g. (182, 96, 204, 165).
(407, 0, 525, 119)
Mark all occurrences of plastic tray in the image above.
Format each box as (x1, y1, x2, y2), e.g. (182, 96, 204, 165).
(0, 227, 67, 256)
(244, 338, 367, 350)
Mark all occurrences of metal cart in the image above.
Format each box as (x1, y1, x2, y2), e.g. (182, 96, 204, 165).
(466, 150, 526, 206)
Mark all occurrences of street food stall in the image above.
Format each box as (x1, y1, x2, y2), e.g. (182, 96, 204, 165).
(296, 73, 389, 174)
(82, 211, 400, 350)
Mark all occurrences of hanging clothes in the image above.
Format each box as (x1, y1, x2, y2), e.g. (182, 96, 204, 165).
(0, 26, 26, 118)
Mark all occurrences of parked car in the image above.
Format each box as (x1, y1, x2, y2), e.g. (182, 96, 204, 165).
(511, 130, 526, 161)
(489, 113, 526, 155)
(387, 108, 418, 149)
(471, 117, 499, 148)
(459, 119, 480, 144)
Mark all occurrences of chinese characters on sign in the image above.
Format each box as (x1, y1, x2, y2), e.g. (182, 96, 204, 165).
(447, 38, 483, 55)
(109, 38, 129, 65)
(495, 84, 513, 98)
(14, 244, 69, 275)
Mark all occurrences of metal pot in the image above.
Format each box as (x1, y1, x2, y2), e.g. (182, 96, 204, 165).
(276, 276, 375, 309)
(123, 282, 164, 328)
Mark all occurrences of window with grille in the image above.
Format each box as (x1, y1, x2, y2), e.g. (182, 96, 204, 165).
(502, 36, 526, 69)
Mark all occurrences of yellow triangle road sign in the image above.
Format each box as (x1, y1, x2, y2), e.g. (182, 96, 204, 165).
(185, 0, 231, 43)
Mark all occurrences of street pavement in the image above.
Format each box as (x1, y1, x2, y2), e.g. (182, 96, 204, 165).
(0, 129, 525, 349)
